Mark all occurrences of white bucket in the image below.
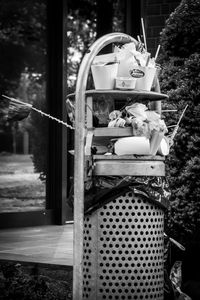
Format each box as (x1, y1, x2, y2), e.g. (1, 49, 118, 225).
(114, 137, 150, 155)
(135, 66, 156, 91)
(91, 63, 118, 90)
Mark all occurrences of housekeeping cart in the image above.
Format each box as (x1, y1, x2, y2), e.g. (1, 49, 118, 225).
(70, 33, 169, 300)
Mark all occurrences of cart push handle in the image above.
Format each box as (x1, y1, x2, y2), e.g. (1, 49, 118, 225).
(73, 33, 137, 300)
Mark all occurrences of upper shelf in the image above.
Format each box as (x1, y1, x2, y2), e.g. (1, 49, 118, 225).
(67, 89, 169, 101)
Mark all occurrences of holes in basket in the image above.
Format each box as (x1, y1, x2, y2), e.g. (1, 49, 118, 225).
(83, 191, 164, 300)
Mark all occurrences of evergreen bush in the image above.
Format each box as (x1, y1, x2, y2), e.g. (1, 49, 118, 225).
(159, 0, 200, 242)
(160, 0, 200, 58)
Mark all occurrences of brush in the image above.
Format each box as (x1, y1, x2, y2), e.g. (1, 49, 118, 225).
(168, 104, 188, 147)
(0, 95, 32, 122)
(1, 95, 74, 130)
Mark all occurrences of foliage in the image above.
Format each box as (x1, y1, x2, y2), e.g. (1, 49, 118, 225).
(67, 0, 125, 90)
(0, 262, 72, 300)
(27, 75, 48, 181)
(66, 8, 96, 90)
(0, 0, 47, 180)
(0, 0, 46, 95)
(113, 0, 126, 33)
(160, 0, 200, 58)
(159, 0, 200, 243)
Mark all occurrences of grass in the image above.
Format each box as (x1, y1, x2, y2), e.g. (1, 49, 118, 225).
(0, 153, 45, 212)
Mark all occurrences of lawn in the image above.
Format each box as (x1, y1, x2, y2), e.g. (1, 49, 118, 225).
(0, 153, 45, 212)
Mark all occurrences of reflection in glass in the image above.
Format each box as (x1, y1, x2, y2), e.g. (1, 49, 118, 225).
(0, 0, 47, 212)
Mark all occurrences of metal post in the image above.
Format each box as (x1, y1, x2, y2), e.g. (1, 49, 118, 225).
(73, 33, 137, 300)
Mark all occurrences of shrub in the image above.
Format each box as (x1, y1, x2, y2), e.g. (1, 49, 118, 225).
(160, 0, 200, 58)
(159, 0, 200, 243)
(0, 262, 72, 300)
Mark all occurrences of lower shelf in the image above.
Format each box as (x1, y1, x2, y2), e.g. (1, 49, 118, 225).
(93, 155, 165, 176)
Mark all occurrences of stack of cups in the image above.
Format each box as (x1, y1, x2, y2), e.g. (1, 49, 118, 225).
(135, 66, 157, 91)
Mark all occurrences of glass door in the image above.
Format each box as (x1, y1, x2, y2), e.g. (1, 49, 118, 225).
(0, 0, 48, 226)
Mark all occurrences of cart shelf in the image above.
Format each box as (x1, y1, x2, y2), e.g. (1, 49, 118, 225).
(92, 155, 165, 176)
(93, 154, 165, 160)
(67, 89, 169, 101)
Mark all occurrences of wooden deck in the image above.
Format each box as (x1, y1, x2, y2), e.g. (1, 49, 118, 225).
(0, 224, 73, 266)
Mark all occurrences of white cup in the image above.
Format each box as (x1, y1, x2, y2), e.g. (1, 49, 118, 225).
(157, 136, 170, 156)
(150, 130, 164, 155)
(91, 63, 118, 90)
(115, 77, 137, 90)
(135, 66, 156, 91)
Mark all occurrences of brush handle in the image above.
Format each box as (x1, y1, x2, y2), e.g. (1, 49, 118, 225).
(2, 94, 75, 130)
(31, 106, 74, 130)
(168, 104, 188, 147)
(170, 105, 188, 141)
(2, 95, 32, 107)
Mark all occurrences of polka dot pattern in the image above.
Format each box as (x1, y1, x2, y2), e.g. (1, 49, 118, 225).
(83, 191, 164, 300)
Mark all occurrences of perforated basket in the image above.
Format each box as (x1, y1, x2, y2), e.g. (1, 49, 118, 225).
(83, 190, 164, 300)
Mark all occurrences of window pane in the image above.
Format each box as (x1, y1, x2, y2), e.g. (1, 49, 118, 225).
(0, 0, 47, 213)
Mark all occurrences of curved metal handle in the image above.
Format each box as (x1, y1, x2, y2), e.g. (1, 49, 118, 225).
(73, 33, 137, 300)
(74, 33, 137, 143)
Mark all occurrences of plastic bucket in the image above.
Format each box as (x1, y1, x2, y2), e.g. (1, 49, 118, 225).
(91, 63, 118, 90)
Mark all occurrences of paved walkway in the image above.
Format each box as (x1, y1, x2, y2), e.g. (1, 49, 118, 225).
(0, 224, 73, 266)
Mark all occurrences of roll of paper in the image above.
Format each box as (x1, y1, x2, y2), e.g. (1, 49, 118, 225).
(114, 137, 150, 155)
